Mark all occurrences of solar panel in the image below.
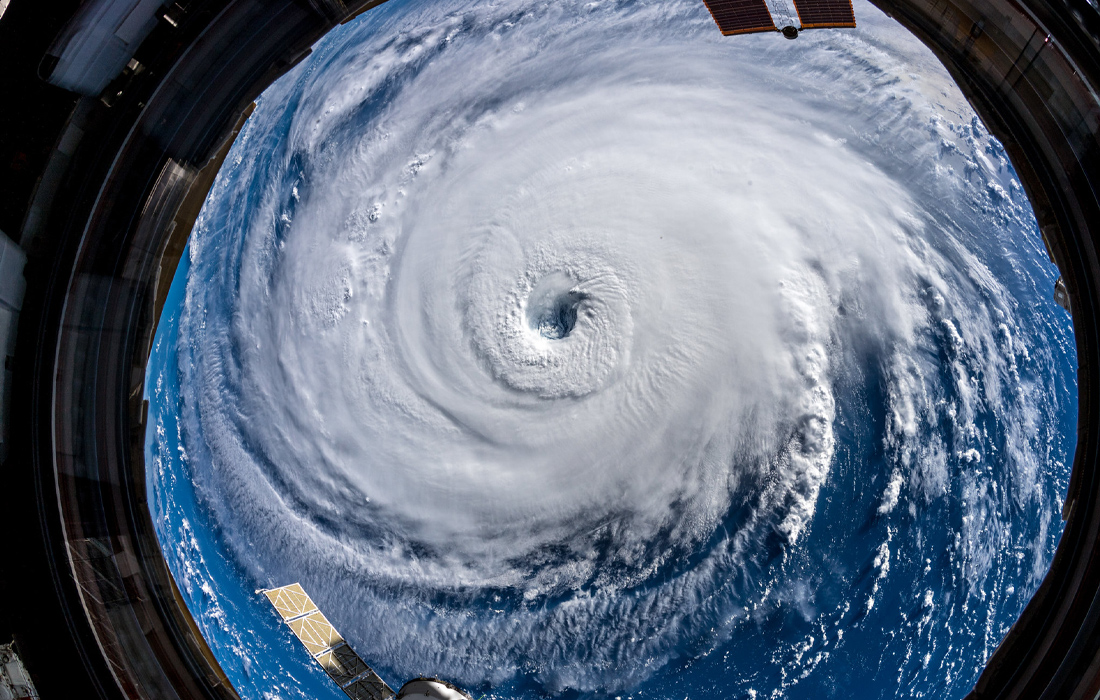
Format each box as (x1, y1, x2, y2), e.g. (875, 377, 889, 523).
(792, 0, 856, 28)
(702, 0, 777, 35)
(262, 583, 395, 700)
(264, 582, 318, 619)
(318, 644, 372, 686)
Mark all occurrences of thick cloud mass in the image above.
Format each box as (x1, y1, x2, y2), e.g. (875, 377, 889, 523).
(151, 0, 1077, 696)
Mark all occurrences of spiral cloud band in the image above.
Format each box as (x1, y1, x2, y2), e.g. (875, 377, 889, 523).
(148, 0, 1077, 696)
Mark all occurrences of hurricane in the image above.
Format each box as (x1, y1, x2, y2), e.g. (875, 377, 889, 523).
(144, 0, 1078, 697)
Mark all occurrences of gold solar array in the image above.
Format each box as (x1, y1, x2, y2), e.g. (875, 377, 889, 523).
(262, 583, 394, 700)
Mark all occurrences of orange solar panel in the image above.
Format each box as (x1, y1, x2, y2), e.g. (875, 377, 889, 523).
(792, 0, 856, 28)
(262, 583, 395, 700)
(702, 0, 777, 35)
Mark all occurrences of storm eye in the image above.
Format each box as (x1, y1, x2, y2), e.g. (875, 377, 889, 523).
(526, 272, 588, 340)
(533, 289, 587, 339)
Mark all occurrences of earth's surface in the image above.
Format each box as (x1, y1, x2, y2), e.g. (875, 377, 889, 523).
(144, 0, 1078, 698)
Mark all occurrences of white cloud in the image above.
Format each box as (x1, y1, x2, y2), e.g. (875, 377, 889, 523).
(159, 0, 1072, 692)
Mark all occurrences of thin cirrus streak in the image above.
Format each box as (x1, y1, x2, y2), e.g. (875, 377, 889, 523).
(149, 0, 1076, 696)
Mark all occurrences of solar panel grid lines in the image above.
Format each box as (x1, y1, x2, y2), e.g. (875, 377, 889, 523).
(318, 644, 372, 686)
(264, 582, 319, 621)
(261, 583, 396, 700)
(288, 611, 347, 655)
(792, 0, 856, 28)
(346, 674, 397, 700)
(702, 0, 778, 35)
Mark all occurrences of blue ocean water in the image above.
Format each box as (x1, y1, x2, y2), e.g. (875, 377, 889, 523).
(144, 0, 1079, 698)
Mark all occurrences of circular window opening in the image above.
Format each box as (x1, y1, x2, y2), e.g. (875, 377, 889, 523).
(143, 0, 1077, 697)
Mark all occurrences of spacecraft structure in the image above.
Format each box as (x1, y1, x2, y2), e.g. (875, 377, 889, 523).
(4, 0, 1100, 696)
(261, 584, 473, 700)
(261, 584, 395, 700)
(701, 0, 855, 37)
(0, 644, 38, 700)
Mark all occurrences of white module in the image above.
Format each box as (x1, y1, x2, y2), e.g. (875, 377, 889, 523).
(0, 643, 38, 700)
(395, 678, 472, 700)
